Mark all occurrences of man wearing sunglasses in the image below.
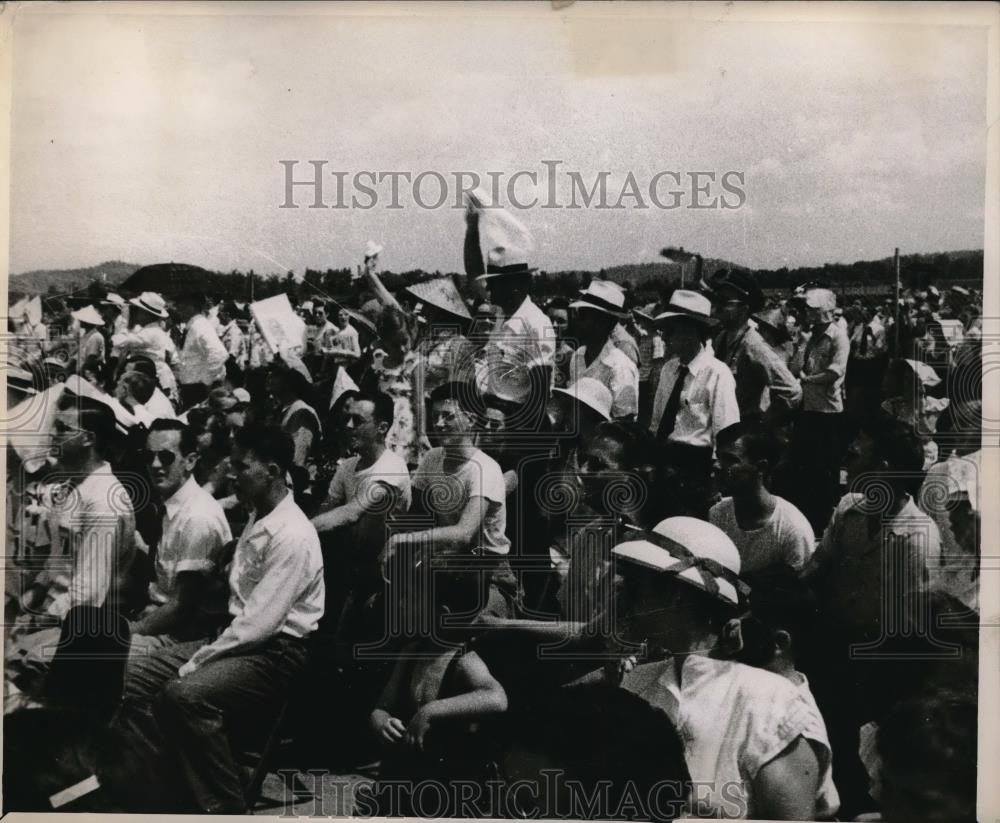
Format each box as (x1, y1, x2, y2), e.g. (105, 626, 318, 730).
(118, 425, 323, 814)
(129, 419, 232, 655)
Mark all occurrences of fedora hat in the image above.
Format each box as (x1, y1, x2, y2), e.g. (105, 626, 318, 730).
(475, 246, 537, 282)
(406, 276, 472, 320)
(570, 280, 627, 319)
(101, 293, 125, 307)
(655, 290, 717, 327)
(71, 305, 104, 327)
(553, 377, 613, 422)
(612, 517, 747, 607)
(129, 291, 169, 319)
(713, 270, 764, 312)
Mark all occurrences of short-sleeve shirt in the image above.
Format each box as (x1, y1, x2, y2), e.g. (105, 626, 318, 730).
(650, 347, 740, 447)
(325, 450, 413, 515)
(149, 476, 232, 612)
(412, 447, 510, 555)
(42, 462, 137, 618)
(709, 496, 815, 573)
(569, 338, 640, 419)
(622, 655, 836, 819)
(800, 322, 850, 413)
(812, 492, 940, 640)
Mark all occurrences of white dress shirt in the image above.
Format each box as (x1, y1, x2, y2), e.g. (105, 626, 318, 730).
(179, 490, 324, 675)
(482, 296, 555, 403)
(149, 476, 232, 606)
(177, 314, 229, 386)
(569, 338, 639, 418)
(650, 346, 739, 447)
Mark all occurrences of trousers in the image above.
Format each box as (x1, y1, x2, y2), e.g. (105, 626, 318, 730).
(117, 633, 308, 813)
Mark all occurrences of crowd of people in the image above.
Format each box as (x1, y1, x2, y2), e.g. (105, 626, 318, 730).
(4, 211, 983, 821)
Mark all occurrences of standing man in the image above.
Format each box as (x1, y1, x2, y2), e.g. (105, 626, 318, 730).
(567, 281, 639, 420)
(129, 419, 232, 654)
(712, 271, 801, 422)
(119, 426, 324, 814)
(710, 421, 815, 574)
(216, 301, 248, 373)
(545, 298, 576, 390)
(650, 290, 739, 517)
(789, 287, 850, 532)
(72, 305, 107, 372)
(175, 294, 229, 410)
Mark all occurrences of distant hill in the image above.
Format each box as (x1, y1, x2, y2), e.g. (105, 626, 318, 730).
(8, 261, 142, 296)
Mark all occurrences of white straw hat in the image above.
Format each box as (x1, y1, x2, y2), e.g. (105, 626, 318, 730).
(553, 377, 613, 421)
(612, 517, 746, 606)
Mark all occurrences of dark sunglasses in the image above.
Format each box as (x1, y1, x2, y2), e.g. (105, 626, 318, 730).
(139, 449, 178, 467)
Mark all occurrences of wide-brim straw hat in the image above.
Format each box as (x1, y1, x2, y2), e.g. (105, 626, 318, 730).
(129, 291, 169, 319)
(570, 280, 628, 320)
(612, 517, 747, 607)
(405, 277, 472, 320)
(71, 305, 104, 327)
(655, 289, 718, 327)
(552, 377, 613, 421)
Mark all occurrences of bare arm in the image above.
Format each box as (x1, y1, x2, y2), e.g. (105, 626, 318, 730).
(131, 572, 208, 637)
(752, 735, 820, 821)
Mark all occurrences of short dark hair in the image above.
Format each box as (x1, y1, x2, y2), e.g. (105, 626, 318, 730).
(346, 390, 395, 428)
(590, 420, 658, 470)
(312, 300, 326, 312)
(121, 371, 155, 405)
(717, 421, 784, 470)
(428, 380, 484, 418)
(737, 566, 820, 668)
(123, 355, 157, 382)
(147, 418, 198, 456)
(57, 394, 117, 454)
(233, 425, 294, 474)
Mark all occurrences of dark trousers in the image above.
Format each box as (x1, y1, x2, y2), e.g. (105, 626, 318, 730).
(790, 411, 845, 534)
(117, 634, 308, 813)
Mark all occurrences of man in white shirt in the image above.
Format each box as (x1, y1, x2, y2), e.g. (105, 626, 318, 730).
(650, 290, 739, 516)
(567, 281, 639, 419)
(710, 421, 815, 574)
(215, 301, 247, 372)
(312, 391, 411, 641)
(326, 308, 362, 364)
(477, 261, 555, 420)
(614, 518, 827, 820)
(175, 294, 229, 410)
(11, 396, 138, 689)
(129, 419, 232, 654)
(119, 425, 324, 814)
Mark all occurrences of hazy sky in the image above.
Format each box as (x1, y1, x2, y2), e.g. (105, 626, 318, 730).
(7, 3, 990, 276)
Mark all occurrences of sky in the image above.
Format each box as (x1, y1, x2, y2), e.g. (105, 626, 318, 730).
(6, 2, 991, 277)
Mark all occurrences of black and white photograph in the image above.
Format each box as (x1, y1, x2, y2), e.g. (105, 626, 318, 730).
(1, 2, 997, 821)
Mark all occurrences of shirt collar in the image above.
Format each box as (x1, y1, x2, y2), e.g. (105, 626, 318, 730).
(682, 345, 713, 375)
(164, 475, 199, 517)
(510, 296, 537, 320)
(251, 489, 296, 535)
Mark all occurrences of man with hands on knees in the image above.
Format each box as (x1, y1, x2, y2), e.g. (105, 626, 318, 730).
(116, 425, 324, 815)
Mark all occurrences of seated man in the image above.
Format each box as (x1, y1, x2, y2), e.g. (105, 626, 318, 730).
(311, 391, 411, 640)
(129, 419, 232, 657)
(311, 391, 412, 535)
(117, 425, 324, 814)
(10, 395, 138, 687)
(386, 381, 519, 620)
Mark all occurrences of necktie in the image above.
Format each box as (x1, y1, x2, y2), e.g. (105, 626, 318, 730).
(657, 364, 689, 442)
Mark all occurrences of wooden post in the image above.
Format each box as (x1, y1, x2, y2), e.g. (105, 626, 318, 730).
(893, 247, 901, 355)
